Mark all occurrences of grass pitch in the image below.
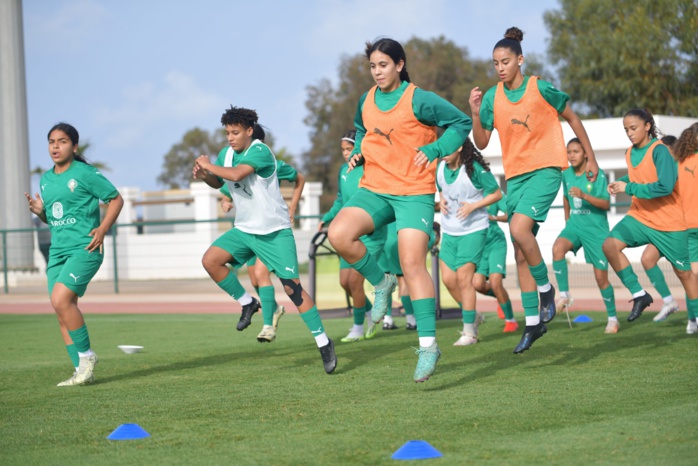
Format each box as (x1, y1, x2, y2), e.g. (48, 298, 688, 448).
(1, 311, 696, 465)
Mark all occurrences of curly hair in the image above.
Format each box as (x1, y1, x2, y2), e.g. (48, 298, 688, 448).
(674, 122, 698, 163)
(459, 138, 491, 177)
(220, 106, 258, 129)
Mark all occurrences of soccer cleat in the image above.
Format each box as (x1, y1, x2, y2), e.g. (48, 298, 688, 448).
(237, 298, 260, 331)
(413, 343, 441, 382)
(364, 320, 377, 339)
(371, 274, 397, 323)
(555, 294, 574, 313)
(383, 321, 398, 330)
(628, 293, 653, 322)
(503, 321, 519, 333)
(340, 328, 365, 343)
(272, 306, 285, 331)
(513, 322, 547, 354)
(653, 299, 679, 322)
(539, 286, 556, 323)
(70, 353, 98, 385)
(257, 325, 276, 343)
(318, 339, 337, 374)
(496, 304, 505, 320)
(56, 370, 82, 387)
(405, 322, 417, 331)
(453, 331, 477, 346)
(687, 320, 698, 335)
(604, 320, 620, 334)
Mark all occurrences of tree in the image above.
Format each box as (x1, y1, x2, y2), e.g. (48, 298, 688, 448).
(544, 0, 698, 118)
(157, 127, 294, 189)
(301, 36, 505, 210)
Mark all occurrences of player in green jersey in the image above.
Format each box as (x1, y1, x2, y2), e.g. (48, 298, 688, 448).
(25, 123, 123, 386)
(552, 138, 617, 333)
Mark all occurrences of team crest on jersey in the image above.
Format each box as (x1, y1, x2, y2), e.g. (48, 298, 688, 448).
(52, 202, 64, 219)
(573, 197, 583, 209)
(68, 179, 78, 192)
(586, 182, 593, 193)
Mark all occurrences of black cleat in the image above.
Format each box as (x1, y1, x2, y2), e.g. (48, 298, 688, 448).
(236, 298, 260, 331)
(513, 322, 547, 354)
(319, 339, 337, 374)
(405, 322, 417, 331)
(382, 321, 398, 330)
(539, 286, 556, 323)
(628, 293, 653, 322)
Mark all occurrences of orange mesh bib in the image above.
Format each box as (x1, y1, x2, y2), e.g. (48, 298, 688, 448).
(359, 83, 438, 195)
(493, 76, 567, 179)
(678, 153, 698, 229)
(627, 141, 685, 231)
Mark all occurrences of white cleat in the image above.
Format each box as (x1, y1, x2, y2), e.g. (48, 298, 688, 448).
(272, 306, 285, 331)
(60, 353, 98, 386)
(257, 325, 276, 343)
(453, 332, 478, 346)
(687, 320, 698, 335)
(653, 300, 679, 322)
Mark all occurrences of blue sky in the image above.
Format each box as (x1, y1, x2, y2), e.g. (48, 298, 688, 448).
(23, 0, 560, 191)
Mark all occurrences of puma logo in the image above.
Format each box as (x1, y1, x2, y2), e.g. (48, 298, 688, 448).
(234, 182, 251, 196)
(603, 297, 612, 302)
(685, 165, 696, 177)
(676, 260, 685, 267)
(341, 175, 347, 181)
(496, 264, 503, 270)
(69, 273, 80, 282)
(421, 218, 429, 227)
(285, 266, 296, 273)
(373, 127, 394, 145)
(599, 260, 606, 266)
(311, 326, 323, 335)
(511, 115, 531, 132)
(531, 206, 538, 215)
(447, 195, 459, 203)
(553, 269, 562, 275)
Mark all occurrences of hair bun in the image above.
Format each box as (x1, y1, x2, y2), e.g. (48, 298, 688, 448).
(504, 27, 524, 42)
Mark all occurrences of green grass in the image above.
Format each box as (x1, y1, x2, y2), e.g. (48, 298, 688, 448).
(1, 312, 696, 465)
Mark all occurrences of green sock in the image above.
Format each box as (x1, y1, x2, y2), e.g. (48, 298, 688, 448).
(401, 296, 414, 315)
(413, 298, 436, 337)
(462, 309, 476, 324)
(522, 291, 539, 318)
(485, 289, 495, 297)
(66, 344, 79, 368)
(216, 271, 247, 299)
(67, 324, 91, 353)
(365, 297, 373, 312)
(299, 306, 325, 335)
(254, 286, 260, 295)
(353, 306, 366, 325)
(501, 301, 514, 320)
(687, 296, 698, 320)
(646, 265, 671, 299)
(259, 286, 277, 326)
(350, 251, 385, 286)
(600, 285, 616, 317)
(618, 265, 643, 295)
(552, 259, 569, 292)
(529, 260, 550, 287)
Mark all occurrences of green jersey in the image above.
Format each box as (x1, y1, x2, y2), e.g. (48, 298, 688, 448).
(353, 80, 472, 163)
(219, 157, 298, 199)
(322, 163, 364, 224)
(40, 160, 119, 257)
(617, 139, 677, 199)
(562, 166, 609, 231)
(479, 76, 570, 131)
(485, 194, 507, 243)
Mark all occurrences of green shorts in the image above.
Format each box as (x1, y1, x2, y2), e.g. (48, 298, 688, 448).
(344, 188, 435, 237)
(212, 228, 300, 279)
(377, 222, 401, 275)
(439, 230, 487, 272)
(690, 229, 698, 263)
(558, 225, 609, 270)
(506, 168, 562, 237)
(340, 226, 387, 270)
(610, 216, 690, 271)
(476, 230, 507, 278)
(47, 249, 104, 297)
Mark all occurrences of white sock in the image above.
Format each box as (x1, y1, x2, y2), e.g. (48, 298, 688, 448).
(663, 295, 675, 304)
(525, 315, 540, 326)
(608, 316, 618, 322)
(384, 315, 394, 325)
(560, 291, 570, 299)
(77, 349, 94, 358)
(406, 315, 416, 325)
(351, 324, 364, 334)
(462, 323, 475, 335)
(506, 318, 517, 323)
(315, 333, 330, 347)
(537, 282, 552, 293)
(237, 293, 253, 306)
(633, 290, 647, 299)
(419, 336, 436, 348)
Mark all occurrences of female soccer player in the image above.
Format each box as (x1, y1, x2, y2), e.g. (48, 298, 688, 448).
(318, 130, 386, 343)
(469, 27, 598, 354)
(552, 138, 617, 333)
(604, 110, 698, 328)
(438, 139, 502, 346)
(328, 38, 471, 382)
(25, 122, 124, 386)
(195, 106, 336, 374)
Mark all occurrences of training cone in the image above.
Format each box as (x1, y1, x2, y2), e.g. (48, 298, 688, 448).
(391, 440, 442, 460)
(107, 423, 150, 440)
(573, 315, 593, 323)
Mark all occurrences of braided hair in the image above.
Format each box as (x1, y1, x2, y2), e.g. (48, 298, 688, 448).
(459, 138, 491, 177)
